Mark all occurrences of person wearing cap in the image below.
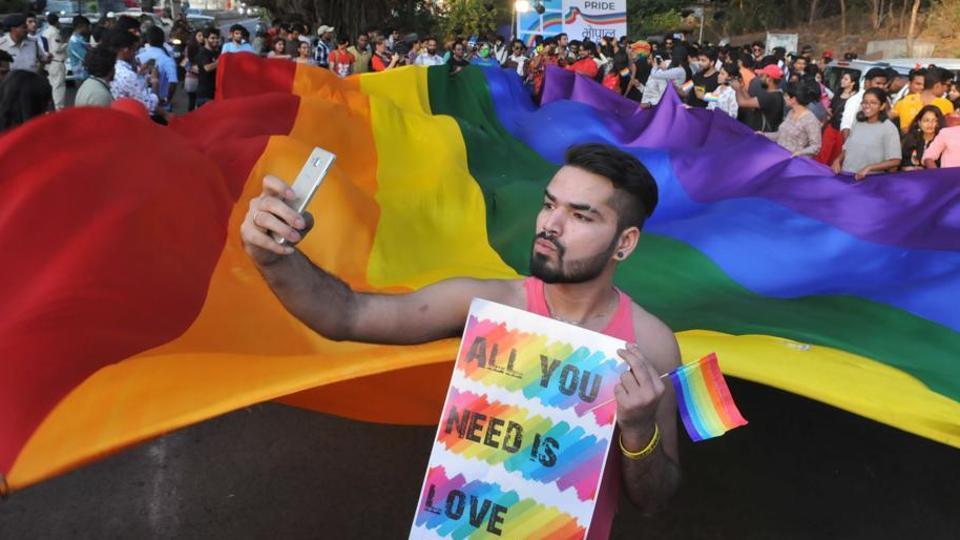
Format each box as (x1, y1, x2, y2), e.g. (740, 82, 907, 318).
(731, 63, 784, 132)
(0, 14, 46, 74)
(821, 49, 833, 65)
(314, 25, 335, 68)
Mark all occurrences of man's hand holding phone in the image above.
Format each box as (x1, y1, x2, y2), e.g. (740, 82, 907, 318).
(241, 147, 335, 266)
(241, 176, 313, 265)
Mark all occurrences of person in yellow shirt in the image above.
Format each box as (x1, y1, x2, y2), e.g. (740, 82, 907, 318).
(891, 66, 954, 133)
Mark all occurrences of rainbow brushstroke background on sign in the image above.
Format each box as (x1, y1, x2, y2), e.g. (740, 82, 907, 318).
(438, 388, 608, 501)
(414, 466, 585, 540)
(458, 316, 626, 426)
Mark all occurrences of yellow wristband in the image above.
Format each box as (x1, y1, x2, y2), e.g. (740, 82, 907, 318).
(619, 424, 660, 460)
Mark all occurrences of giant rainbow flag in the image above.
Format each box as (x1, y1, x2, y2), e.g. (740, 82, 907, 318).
(2, 55, 958, 493)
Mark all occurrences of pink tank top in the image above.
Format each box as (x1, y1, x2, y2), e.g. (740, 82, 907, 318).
(523, 277, 635, 540)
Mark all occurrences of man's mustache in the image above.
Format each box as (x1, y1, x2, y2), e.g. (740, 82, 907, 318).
(536, 232, 564, 255)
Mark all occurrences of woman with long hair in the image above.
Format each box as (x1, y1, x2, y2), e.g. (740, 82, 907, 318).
(294, 41, 314, 64)
(183, 29, 204, 112)
(901, 105, 945, 170)
(267, 38, 291, 59)
(0, 70, 52, 132)
(816, 71, 858, 165)
(831, 87, 901, 180)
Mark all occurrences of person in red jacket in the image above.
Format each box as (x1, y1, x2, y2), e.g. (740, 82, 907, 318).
(567, 41, 599, 79)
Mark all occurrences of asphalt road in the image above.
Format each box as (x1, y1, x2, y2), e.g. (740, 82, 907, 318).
(1, 379, 956, 539)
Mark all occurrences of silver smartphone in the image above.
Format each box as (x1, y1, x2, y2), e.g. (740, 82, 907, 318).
(273, 147, 336, 245)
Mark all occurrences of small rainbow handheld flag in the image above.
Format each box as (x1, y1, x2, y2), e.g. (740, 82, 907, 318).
(680, 80, 695, 93)
(668, 353, 748, 441)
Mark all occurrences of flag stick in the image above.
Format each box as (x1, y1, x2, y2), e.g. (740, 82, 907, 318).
(584, 356, 708, 414)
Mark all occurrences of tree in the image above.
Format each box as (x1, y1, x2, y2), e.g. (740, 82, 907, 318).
(840, 0, 846, 37)
(436, 0, 500, 40)
(906, 0, 921, 55)
(250, 0, 440, 39)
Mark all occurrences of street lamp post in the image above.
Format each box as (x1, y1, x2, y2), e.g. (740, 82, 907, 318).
(513, 0, 531, 41)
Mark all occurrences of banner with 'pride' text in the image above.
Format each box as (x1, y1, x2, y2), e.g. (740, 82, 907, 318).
(410, 299, 629, 539)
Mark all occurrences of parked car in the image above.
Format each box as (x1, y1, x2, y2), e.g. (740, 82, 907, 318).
(823, 59, 891, 95)
(185, 14, 214, 30)
(824, 57, 960, 96)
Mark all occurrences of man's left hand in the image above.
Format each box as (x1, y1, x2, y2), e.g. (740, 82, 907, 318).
(615, 344, 666, 448)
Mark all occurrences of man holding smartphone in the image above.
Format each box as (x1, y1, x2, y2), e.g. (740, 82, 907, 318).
(240, 144, 682, 538)
(105, 29, 164, 119)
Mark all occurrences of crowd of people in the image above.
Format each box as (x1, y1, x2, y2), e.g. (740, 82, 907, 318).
(1, 12, 958, 173)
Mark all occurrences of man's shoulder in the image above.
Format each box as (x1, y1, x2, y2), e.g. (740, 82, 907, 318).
(628, 302, 680, 372)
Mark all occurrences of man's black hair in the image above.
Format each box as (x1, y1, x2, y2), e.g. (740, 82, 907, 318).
(864, 67, 888, 82)
(883, 67, 898, 83)
(564, 144, 659, 231)
(699, 46, 718, 63)
(105, 27, 139, 50)
(202, 26, 220, 39)
(925, 66, 953, 89)
(909, 67, 927, 80)
(72, 15, 91, 28)
(758, 55, 778, 68)
(0, 70, 52, 131)
(114, 15, 140, 33)
(230, 23, 245, 34)
(85, 45, 116, 78)
(46, 12, 58, 26)
(145, 25, 164, 48)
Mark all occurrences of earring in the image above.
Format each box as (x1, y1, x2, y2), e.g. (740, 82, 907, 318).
(617, 251, 625, 259)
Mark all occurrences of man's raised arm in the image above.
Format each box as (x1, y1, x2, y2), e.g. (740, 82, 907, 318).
(239, 175, 514, 345)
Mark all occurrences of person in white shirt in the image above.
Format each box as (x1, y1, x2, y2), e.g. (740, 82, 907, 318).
(840, 67, 889, 138)
(41, 13, 68, 109)
(492, 35, 508, 65)
(105, 29, 163, 118)
(706, 63, 739, 119)
(503, 39, 528, 78)
(0, 14, 46, 74)
(414, 37, 445, 67)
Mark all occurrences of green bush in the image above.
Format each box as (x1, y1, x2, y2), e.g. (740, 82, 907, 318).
(630, 9, 683, 38)
(437, 0, 500, 40)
